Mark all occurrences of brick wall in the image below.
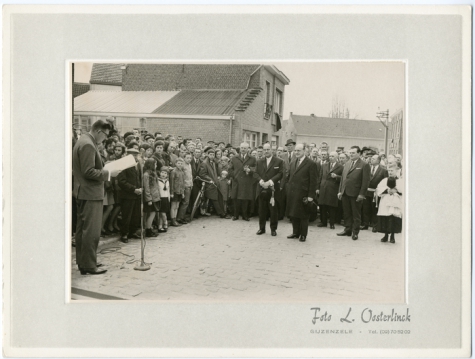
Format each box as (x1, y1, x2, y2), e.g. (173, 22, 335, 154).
(113, 117, 230, 143)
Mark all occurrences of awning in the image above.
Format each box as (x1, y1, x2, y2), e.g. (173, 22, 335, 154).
(74, 90, 179, 116)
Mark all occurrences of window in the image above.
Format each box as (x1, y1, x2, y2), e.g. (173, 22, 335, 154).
(243, 131, 258, 149)
(271, 136, 277, 147)
(264, 81, 272, 119)
(275, 89, 283, 115)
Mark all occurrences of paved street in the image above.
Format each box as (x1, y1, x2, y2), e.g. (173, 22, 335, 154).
(71, 217, 405, 302)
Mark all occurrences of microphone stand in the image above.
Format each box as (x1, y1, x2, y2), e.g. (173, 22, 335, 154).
(135, 158, 151, 271)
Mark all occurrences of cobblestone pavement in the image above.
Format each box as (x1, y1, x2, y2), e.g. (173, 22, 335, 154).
(71, 216, 405, 302)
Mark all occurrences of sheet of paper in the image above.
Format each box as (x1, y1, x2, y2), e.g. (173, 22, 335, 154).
(103, 154, 136, 175)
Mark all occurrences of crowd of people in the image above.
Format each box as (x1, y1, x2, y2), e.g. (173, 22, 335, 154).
(72, 119, 404, 275)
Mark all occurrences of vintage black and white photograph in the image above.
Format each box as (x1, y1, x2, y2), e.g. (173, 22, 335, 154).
(70, 61, 405, 302)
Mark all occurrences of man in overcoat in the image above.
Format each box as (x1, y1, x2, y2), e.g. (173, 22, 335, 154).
(279, 139, 297, 219)
(189, 148, 202, 216)
(228, 142, 257, 221)
(337, 146, 371, 240)
(117, 147, 142, 243)
(254, 143, 284, 236)
(73, 119, 119, 275)
(316, 151, 343, 229)
(198, 148, 230, 219)
(361, 154, 388, 232)
(285, 144, 319, 242)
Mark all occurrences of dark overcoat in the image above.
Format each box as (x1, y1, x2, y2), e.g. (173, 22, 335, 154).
(254, 156, 284, 200)
(228, 154, 257, 200)
(198, 158, 220, 201)
(285, 156, 319, 219)
(317, 162, 343, 207)
(365, 166, 388, 195)
(118, 164, 142, 200)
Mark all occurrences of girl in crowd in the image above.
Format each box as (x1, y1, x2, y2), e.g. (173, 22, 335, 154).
(143, 159, 161, 238)
(215, 149, 222, 162)
(170, 158, 186, 227)
(157, 167, 171, 233)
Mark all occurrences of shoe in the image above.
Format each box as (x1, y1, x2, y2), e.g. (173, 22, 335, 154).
(390, 238, 395, 243)
(157, 228, 166, 233)
(232, 216, 239, 221)
(128, 233, 141, 239)
(176, 219, 187, 225)
(220, 214, 231, 219)
(271, 231, 277, 236)
(317, 223, 327, 227)
(171, 220, 182, 227)
(104, 228, 114, 235)
(96, 263, 103, 268)
(337, 230, 352, 236)
(203, 212, 211, 217)
(287, 234, 299, 239)
(360, 225, 369, 230)
(330, 224, 335, 229)
(299, 236, 306, 242)
(256, 229, 265, 235)
(372, 227, 378, 233)
(120, 236, 128, 243)
(381, 235, 388, 242)
(80, 268, 107, 275)
(352, 233, 358, 240)
(145, 229, 156, 238)
(243, 217, 250, 221)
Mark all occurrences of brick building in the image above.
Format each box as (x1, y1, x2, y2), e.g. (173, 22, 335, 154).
(284, 113, 385, 152)
(73, 63, 289, 146)
(388, 109, 403, 156)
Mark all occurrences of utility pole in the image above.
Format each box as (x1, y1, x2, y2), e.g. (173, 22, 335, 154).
(376, 108, 390, 155)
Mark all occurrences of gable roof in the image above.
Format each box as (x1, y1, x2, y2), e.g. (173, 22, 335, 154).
(122, 64, 261, 91)
(72, 82, 90, 98)
(153, 90, 245, 116)
(291, 115, 385, 139)
(90, 63, 123, 85)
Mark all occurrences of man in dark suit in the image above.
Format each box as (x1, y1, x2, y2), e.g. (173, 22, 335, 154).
(254, 143, 284, 236)
(361, 154, 388, 232)
(279, 139, 296, 219)
(316, 151, 343, 229)
(337, 146, 371, 240)
(189, 148, 202, 216)
(285, 144, 319, 242)
(228, 142, 257, 221)
(73, 119, 118, 275)
(118, 147, 143, 243)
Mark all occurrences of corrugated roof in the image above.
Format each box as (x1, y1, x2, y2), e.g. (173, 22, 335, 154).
(291, 115, 385, 139)
(90, 63, 123, 85)
(153, 90, 245, 115)
(123, 64, 261, 91)
(74, 91, 179, 114)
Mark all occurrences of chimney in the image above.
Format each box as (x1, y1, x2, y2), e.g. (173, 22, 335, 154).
(311, 113, 315, 117)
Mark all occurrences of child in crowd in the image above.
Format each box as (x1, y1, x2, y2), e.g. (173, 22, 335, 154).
(170, 157, 186, 227)
(157, 167, 171, 233)
(143, 158, 160, 238)
(218, 169, 230, 215)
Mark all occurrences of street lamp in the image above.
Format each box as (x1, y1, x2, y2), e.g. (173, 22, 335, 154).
(376, 108, 390, 155)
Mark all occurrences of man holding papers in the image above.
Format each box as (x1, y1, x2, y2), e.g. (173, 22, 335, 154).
(73, 120, 121, 275)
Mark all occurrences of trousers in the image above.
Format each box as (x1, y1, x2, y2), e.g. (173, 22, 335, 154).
(177, 187, 192, 220)
(342, 193, 363, 233)
(291, 217, 309, 237)
(258, 197, 279, 231)
(75, 199, 103, 270)
(120, 198, 141, 237)
(234, 199, 251, 219)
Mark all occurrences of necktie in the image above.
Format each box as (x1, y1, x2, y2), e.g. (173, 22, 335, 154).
(371, 166, 375, 176)
(350, 161, 356, 170)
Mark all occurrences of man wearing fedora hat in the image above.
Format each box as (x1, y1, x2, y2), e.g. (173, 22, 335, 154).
(117, 146, 143, 243)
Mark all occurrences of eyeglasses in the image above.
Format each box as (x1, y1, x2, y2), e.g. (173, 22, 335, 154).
(98, 130, 109, 137)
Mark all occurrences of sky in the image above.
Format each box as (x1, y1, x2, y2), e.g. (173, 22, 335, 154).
(74, 61, 405, 121)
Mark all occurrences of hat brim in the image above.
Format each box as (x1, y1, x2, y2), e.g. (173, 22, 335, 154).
(285, 141, 296, 146)
(127, 149, 140, 154)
